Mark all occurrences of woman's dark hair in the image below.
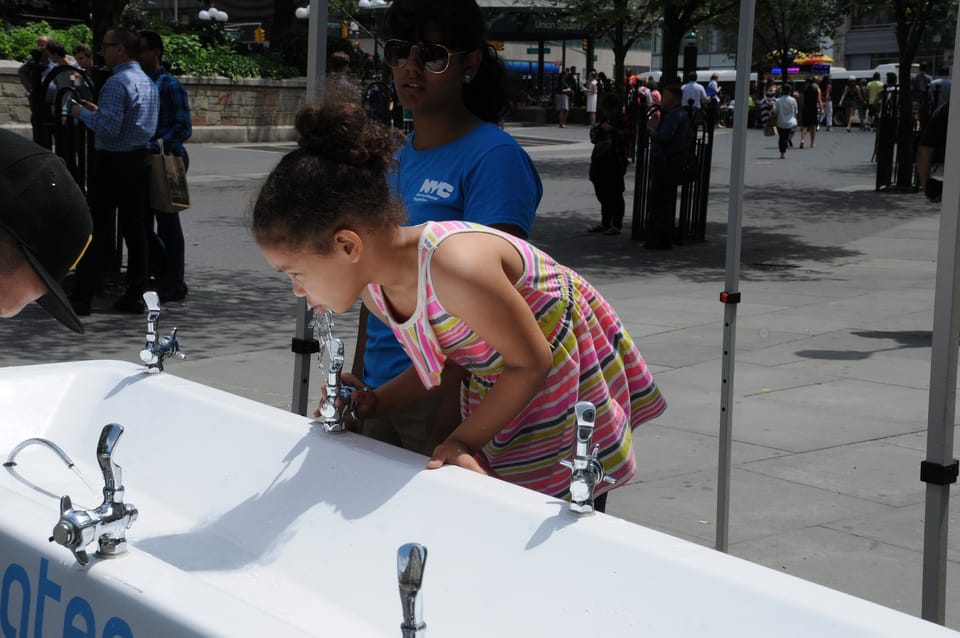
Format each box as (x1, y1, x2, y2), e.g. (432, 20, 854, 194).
(252, 99, 403, 254)
(385, 0, 509, 123)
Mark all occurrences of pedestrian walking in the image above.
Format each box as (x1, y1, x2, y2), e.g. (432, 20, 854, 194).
(775, 83, 798, 159)
(839, 76, 864, 132)
(799, 76, 822, 149)
(820, 75, 833, 131)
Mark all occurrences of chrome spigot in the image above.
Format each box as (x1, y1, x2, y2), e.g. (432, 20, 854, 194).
(49, 424, 139, 565)
(313, 310, 356, 433)
(139, 290, 185, 372)
(397, 543, 428, 638)
(559, 401, 617, 515)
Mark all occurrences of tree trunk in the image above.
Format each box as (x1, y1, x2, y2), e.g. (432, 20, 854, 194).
(614, 15, 625, 91)
(91, 0, 128, 51)
(272, 0, 297, 42)
(895, 62, 916, 190)
(660, 8, 683, 85)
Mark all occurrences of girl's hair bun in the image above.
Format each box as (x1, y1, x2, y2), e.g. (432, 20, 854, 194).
(295, 99, 394, 171)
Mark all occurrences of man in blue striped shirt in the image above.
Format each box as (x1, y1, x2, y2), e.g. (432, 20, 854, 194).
(69, 28, 158, 315)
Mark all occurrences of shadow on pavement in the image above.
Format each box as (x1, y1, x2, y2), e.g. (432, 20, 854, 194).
(0, 268, 322, 366)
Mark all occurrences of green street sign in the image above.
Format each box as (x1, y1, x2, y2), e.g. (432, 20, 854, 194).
(527, 47, 551, 54)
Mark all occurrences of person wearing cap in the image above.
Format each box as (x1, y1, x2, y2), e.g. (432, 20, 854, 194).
(0, 130, 93, 333)
(69, 28, 158, 316)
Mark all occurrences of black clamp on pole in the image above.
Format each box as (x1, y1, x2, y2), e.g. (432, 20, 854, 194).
(291, 337, 320, 355)
(719, 291, 741, 304)
(920, 459, 960, 486)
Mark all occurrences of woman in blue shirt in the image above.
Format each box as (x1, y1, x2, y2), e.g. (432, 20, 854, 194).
(344, 0, 543, 454)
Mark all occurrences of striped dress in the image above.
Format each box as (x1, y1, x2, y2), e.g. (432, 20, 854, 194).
(367, 221, 666, 499)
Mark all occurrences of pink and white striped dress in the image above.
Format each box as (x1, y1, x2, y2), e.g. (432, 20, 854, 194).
(367, 221, 666, 499)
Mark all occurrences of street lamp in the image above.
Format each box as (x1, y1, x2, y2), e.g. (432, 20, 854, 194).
(198, 7, 229, 22)
(295, 5, 310, 19)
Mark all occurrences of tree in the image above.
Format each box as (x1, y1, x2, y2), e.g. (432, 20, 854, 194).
(658, 0, 740, 84)
(560, 0, 659, 91)
(91, 0, 130, 50)
(272, 0, 298, 44)
(887, 0, 958, 189)
(716, 0, 848, 82)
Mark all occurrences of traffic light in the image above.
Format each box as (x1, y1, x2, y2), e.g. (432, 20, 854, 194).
(341, 21, 349, 38)
(582, 38, 589, 51)
(254, 27, 265, 43)
(491, 40, 504, 51)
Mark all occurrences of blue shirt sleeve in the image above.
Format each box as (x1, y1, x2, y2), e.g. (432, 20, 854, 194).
(461, 143, 542, 236)
(79, 77, 126, 140)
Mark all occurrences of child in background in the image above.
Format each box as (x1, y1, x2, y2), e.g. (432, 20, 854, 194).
(252, 101, 666, 509)
(587, 93, 629, 236)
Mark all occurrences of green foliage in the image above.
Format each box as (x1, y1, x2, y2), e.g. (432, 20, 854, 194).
(0, 20, 93, 61)
(161, 33, 299, 80)
(120, 0, 150, 32)
(0, 18, 300, 80)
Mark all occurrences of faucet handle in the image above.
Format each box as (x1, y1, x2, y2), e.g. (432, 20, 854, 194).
(49, 495, 93, 565)
(397, 542, 428, 635)
(97, 424, 125, 499)
(142, 290, 161, 314)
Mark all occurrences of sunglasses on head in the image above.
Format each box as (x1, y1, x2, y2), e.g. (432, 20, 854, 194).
(383, 39, 466, 74)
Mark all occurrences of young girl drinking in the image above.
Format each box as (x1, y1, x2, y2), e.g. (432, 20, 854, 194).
(253, 101, 666, 505)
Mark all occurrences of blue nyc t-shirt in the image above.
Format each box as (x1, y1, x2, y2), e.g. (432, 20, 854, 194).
(362, 122, 543, 387)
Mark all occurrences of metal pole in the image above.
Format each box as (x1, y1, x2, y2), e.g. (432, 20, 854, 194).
(921, 29, 960, 622)
(715, 0, 756, 553)
(291, 0, 329, 415)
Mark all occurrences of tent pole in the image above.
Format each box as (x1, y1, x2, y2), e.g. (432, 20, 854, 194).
(291, 0, 329, 415)
(715, 0, 756, 553)
(921, 26, 960, 621)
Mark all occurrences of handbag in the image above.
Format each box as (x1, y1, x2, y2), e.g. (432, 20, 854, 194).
(149, 140, 190, 213)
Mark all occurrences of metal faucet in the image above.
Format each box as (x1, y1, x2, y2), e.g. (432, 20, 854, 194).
(397, 542, 428, 638)
(49, 424, 139, 565)
(313, 310, 356, 433)
(560, 401, 617, 515)
(139, 290, 185, 372)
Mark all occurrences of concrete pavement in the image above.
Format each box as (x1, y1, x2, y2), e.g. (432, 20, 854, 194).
(2, 121, 958, 629)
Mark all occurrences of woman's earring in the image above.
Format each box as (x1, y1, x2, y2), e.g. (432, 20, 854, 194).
(464, 73, 472, 84)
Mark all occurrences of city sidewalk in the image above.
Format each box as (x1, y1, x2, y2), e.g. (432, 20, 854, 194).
(2, 124, 958, 629)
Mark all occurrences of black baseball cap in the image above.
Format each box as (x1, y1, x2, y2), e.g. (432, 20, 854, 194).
(0, 130, 93, 333)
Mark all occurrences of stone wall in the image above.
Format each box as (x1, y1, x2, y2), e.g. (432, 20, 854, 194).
(0, 60, 305, 143)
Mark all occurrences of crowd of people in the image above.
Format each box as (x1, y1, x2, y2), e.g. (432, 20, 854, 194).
(19, 28, 193, 316)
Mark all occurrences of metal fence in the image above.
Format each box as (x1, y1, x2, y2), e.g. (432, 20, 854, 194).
(630, 105, 716, 244)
